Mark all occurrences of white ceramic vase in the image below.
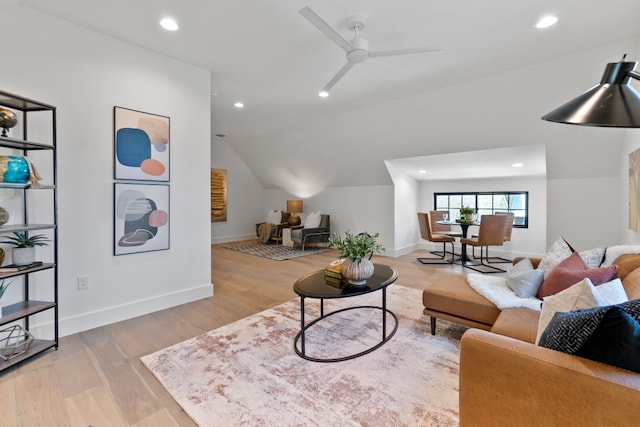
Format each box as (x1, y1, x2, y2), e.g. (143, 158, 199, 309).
(341, 257, 375, 286)
(12, 247, 35, 266)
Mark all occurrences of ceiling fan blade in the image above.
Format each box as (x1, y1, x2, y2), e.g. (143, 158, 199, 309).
(323, 62, 356, 92)
(369, 46, 443, 58)
(299, 6, 354, 53)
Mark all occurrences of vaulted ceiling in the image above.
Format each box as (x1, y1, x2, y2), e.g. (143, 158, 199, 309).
(18, 0, 640, 186)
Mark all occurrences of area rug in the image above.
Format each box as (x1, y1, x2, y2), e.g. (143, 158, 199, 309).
(141, 285, 465, 426)
(224, 241, 329, 260)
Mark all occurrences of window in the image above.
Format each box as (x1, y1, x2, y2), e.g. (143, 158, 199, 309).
(434, 191, 529, 228)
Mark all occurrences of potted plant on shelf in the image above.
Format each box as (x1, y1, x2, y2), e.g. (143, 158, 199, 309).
(0, 232, 49, 266)
(328, 231, 383, 286)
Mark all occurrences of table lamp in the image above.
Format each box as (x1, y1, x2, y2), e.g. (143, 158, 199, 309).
(287, 199, 303, 226)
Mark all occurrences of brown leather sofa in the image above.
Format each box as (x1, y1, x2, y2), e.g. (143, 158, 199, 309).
(423, 255, 640, 426)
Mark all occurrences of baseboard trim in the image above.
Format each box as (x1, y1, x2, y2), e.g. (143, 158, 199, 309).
(49, 283, 215, 338)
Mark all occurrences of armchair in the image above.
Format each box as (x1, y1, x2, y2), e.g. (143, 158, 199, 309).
(291, 214, 330, 250)
(255, 210, 290, 243)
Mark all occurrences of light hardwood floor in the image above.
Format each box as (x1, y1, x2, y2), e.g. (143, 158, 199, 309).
(0, 243, 473, 426)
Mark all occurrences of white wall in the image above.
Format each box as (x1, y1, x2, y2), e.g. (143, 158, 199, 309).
(211, 140, 265, 243)
(619, 43, 640, 245)
(385, 161, 420, 255)
(547, 177, 620, 250)
(264, 185, 395, 253)
(0, 5, 212, 336)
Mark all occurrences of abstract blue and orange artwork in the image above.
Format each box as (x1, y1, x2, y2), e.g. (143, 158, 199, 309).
(114, 107, 170, 181)
(114, 183, 169, 255)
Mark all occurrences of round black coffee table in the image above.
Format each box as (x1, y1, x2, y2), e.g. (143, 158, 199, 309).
(293, 263, 398, 362)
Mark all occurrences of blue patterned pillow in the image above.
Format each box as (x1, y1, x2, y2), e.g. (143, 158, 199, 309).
(538, 299, 640, 354)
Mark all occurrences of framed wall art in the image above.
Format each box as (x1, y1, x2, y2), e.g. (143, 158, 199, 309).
(211, 168, 228, 222)
(114, 106, 170, 181)
(114, 182, 170, 255)
(630, 147, 640, 232)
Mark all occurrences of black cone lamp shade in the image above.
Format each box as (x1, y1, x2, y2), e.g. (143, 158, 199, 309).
(542, 58, 640, 127)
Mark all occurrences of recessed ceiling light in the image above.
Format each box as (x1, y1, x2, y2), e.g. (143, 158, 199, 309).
(160, 18, 179, 31)
(418, 170, 427, 174)
(512, 163, 524, 168)
(234, 102, 245, 109)
(536, 15, 558, 29)
(318, 90, 329, 98)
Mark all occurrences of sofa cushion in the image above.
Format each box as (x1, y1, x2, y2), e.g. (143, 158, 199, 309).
(538, 298, 640, 354)
(491, 307, 539, 343)
(506, 258, 544, 298)
(538, 236, 574, 278)
(579, 247, 606, 268)
(597, 278, 629, 305)
(574, 306, 640, 373)
(422, 274, 500, 327)
(614, 253, 640, 279)
(602, 245, 640, 266)
(304, 211, 321, 228)
(536, 278, 606, 344)
(623, 268, 640, 300)
(537, 252, 618, 299)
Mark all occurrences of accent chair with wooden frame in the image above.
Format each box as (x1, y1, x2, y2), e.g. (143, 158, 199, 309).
(291, 214, 331, 250)
(417, 212, 456, 264)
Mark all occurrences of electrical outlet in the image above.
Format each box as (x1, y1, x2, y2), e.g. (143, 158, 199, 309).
(77, 275, 89, 290)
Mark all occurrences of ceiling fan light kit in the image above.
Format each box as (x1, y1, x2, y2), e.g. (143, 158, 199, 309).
(299, 6, 443, 96)
(542, 55, 640, 127)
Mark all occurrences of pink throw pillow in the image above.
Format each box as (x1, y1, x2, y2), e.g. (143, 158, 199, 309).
(537, 252, 619, 299)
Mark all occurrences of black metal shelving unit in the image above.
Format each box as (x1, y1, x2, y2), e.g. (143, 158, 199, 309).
(0, 90, 58, 372)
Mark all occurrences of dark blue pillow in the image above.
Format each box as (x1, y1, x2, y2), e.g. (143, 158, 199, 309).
(575, 306, 640, 373)
(539, 299, 640, 354)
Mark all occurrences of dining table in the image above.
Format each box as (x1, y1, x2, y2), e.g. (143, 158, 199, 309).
(437, 220, 479, 264)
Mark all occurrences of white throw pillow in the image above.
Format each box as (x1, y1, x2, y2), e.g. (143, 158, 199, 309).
(538, 236, 573, 278)
(266, 209, 281, 224)
(595, 278, 629, 305)
(304, 212, 321, 228)
(536, 278, 606, 345)
(506, 258, 544, 298)
(579, 247, 606, 268)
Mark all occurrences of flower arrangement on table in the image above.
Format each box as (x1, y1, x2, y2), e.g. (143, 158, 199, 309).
(458, 206, 477, 222)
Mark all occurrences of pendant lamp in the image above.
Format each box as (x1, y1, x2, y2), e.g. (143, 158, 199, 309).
(542, 55, 640, 127)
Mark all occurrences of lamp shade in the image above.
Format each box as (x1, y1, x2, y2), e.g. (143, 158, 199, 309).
(541, 60, 640, 127)
(286, 199, 303, 214)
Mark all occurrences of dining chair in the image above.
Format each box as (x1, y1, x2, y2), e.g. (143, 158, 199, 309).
(429, 210, 462, 257)
(472, 212, 514, 263)
(460, 214, 508, 273)
(417, 212, 456, 264)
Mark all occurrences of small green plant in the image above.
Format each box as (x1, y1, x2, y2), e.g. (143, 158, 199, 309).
(0, 279, 13, 299)
(459, 206, 476, 215)
(1, 231, 50, 248)
(328, 231, 383, 263)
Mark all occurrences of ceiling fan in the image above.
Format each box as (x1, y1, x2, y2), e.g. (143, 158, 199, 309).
(299, 6, 443, 97)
